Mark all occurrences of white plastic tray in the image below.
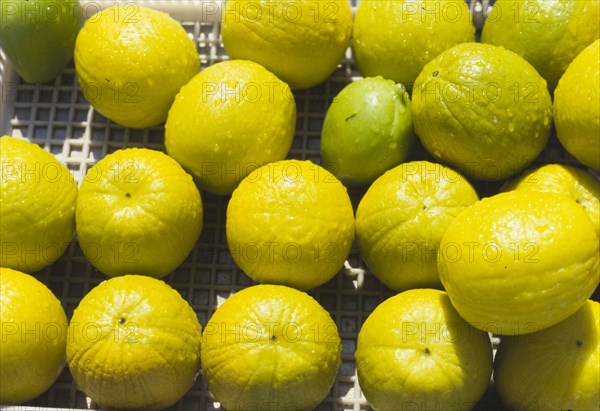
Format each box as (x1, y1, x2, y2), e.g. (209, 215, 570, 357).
(0, 1, 592, 410)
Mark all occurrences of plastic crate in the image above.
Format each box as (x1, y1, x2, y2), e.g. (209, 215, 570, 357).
(0, 1, 595, 410)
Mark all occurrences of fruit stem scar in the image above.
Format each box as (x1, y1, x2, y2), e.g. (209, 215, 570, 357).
(345, 113, 358, 122)
(125, 193, 131, 198)
(119, 317, 126, 324)
(271, 335, 276, 341)
(432, 71, 439, 77)
(424, 348, 430, 355)
(576, 340, 583, 347)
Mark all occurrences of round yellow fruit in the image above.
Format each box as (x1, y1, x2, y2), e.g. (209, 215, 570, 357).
(503, 163, 600, 237)
(0, 135, 77, 272)
(221, 0, 352, 89)
(494, 300, 599, 410)
(356, 288, 493, 411)
(438, 191, 599, 335)
(356, 161, 479, 292)
(353, 0, 475, 90)
(412, 42, 553, 181)
(165, 60, 296, 195)
(201, 284, 341, 410)
(226, 159, 355, 290)
(74, 5, 199, 128)
(76, 148, 203, 278)
(0, 267, 68, 404)
(481, 0, 600, 91)
(554, 39, 600, 170)
(66, 275, 202, 410)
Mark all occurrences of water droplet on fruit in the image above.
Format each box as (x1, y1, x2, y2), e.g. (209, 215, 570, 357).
(543, 116, 549, 126)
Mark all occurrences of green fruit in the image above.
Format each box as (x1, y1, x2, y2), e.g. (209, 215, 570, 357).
(0, 0, 82, 83)
(321, 77, 414, 187)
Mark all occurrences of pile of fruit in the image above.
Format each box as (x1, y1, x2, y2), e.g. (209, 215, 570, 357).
(1, 0, 599, 410)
